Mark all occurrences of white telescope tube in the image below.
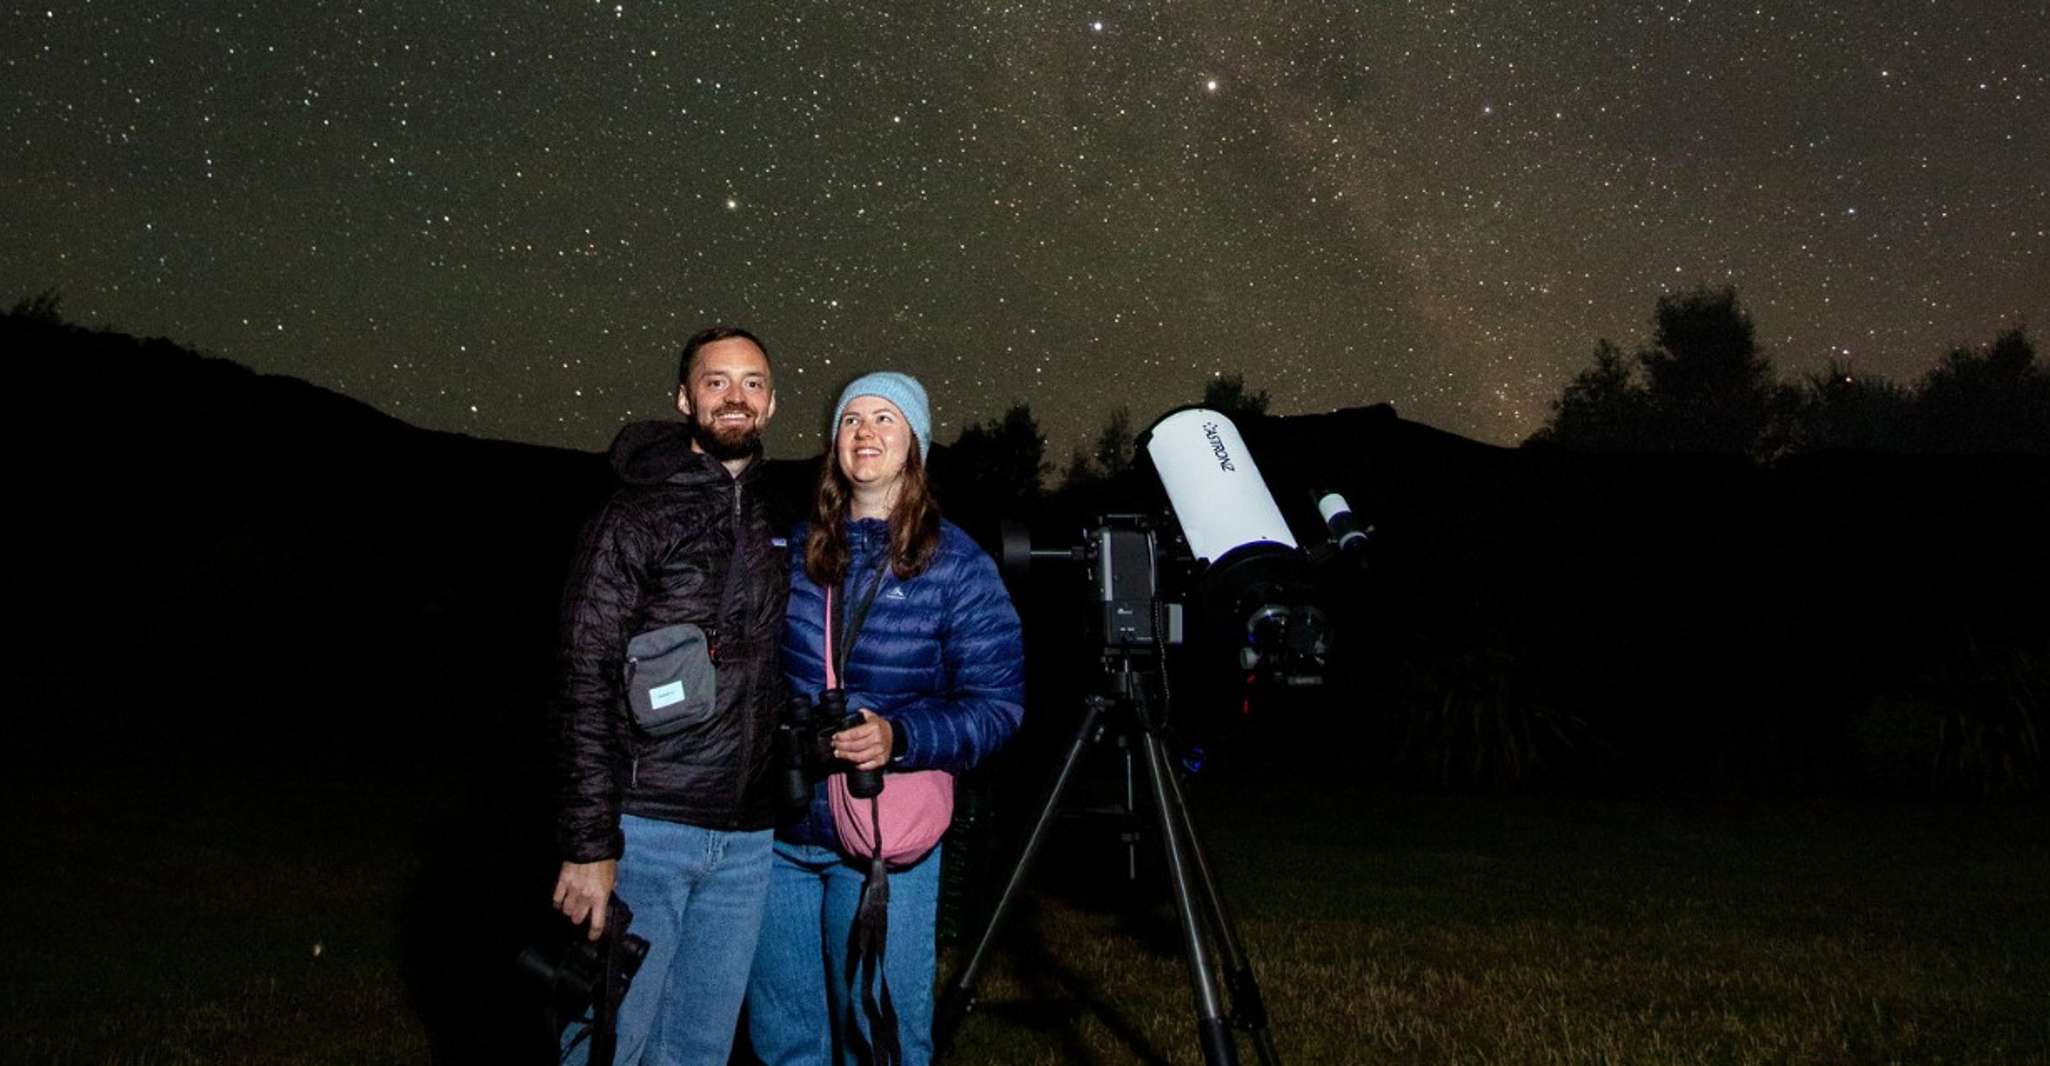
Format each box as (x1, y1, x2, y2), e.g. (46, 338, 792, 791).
(1143, 408, 1297, 563)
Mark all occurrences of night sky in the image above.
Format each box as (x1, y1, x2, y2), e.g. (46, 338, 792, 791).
(5, 2, 2045, 461)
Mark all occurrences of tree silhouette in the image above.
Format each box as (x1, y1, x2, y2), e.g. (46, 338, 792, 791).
(1526, 340, 1652, 451)
(933, 401, 1049, 523)
(1092, 404, 1135, 478)
(1531, 287, 1782, 457)
(9, 288, 64, 323)
(1059, 444, 1096, 490)
(1910, 327, 2050, 453)
(1790, 360, 1911, 453)
(1639, 287, 1779, 456)
(1202, 373, 1270, 423)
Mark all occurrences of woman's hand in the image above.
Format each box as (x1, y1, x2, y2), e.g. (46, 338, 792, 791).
(831, 709, 894, 772)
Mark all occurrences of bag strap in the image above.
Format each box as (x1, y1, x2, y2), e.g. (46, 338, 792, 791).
(825, 536, 901, 1065)
(844, 832, 901, 1066)
(826, 551, 889, 688)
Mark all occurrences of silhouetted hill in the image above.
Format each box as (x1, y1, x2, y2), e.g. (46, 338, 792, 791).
(8, 310, 2046, 798)
(1, 313, 827, 779)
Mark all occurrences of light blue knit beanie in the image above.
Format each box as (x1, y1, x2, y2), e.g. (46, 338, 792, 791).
(833, 371, 932, 460)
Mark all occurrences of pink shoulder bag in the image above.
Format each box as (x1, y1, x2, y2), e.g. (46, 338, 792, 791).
(823, 583, 954, 869)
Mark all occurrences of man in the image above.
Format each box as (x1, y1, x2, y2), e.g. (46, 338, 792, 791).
(552, 326, 788, 1065)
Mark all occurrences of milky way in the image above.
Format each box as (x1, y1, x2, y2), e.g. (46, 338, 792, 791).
(4, 2, 2045, 460)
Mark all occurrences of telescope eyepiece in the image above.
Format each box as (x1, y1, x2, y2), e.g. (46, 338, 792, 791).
(1316, 491, 1370, 555)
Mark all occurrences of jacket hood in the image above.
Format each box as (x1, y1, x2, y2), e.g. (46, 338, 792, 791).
(607, 420, 753, 486)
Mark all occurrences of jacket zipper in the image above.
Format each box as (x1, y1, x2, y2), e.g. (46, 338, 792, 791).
(729, 476, 749, 827)
(622, 656, 641, 790)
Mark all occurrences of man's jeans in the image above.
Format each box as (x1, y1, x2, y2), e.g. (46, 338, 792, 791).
(746, 840, 943, 1066)
(561, 814, 772, 1066)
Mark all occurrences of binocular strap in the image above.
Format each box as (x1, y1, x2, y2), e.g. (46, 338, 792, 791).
(826, 550, 900, 1064)
(827, 556, 891, 687)
(843, 798, 901, 1066)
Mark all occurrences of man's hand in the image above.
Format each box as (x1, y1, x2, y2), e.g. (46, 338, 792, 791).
(832, 709, 894, 772)
(553, 859, 619, 941)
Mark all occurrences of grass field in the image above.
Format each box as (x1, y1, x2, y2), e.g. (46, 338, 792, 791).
(4, 768, 2045, 1064)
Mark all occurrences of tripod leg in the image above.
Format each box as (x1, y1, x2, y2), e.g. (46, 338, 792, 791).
(935, 694, 1111, 1053)
(1157, 748, 1282, 1066)
(1120, 733, 1141, 882)
(1137, 727, 1240, 1066)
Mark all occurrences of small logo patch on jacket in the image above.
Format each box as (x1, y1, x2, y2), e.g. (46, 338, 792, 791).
(886, 587, 908, 600)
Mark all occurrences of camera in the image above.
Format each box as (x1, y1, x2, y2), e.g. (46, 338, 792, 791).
(516, 893, 649, 1064)
(775, 688, 884, 812)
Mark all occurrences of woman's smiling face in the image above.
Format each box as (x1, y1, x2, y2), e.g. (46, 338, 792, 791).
(836, 394, 912, 495)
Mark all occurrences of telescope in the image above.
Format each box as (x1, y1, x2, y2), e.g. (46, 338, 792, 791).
(1136, 406, 1361, 684)
(948, 407, 1368, 1066)
(1004, 406, 1363, 683)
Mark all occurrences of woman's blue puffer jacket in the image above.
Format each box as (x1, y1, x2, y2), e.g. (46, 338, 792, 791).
(780, 516, 1025, 849)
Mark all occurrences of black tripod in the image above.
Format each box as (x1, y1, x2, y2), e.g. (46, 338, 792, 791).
(935, 654, 1280, 1066)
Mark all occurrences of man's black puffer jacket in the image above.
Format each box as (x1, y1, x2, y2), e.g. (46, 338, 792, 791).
(554, 421, 790, 863)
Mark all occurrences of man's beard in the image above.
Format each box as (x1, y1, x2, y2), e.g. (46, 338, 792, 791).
(693, 404, 763, 461)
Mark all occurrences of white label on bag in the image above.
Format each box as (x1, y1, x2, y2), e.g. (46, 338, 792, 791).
(648, 681, 686, 709)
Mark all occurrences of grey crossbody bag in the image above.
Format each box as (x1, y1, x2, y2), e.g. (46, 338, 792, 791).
(622, 543, 744, 737)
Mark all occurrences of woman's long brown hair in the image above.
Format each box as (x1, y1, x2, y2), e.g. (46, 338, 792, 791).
(803, 429, 942, 587)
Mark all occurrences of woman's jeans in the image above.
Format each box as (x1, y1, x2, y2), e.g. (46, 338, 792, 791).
(560, 814, 772, 1066)
(746, 839, 943, 1066)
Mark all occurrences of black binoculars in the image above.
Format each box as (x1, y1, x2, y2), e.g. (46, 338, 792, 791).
(774, 688, 885, 811)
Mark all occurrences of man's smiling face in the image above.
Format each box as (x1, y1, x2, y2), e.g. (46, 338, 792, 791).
(677, 336, 776, 459)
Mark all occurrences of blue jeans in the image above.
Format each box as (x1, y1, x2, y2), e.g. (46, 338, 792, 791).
(746, 840, 943, 1066)
(561, 815, 772, 1066)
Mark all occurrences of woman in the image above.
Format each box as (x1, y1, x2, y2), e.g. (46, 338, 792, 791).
(747, 371, 1025, 1065)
